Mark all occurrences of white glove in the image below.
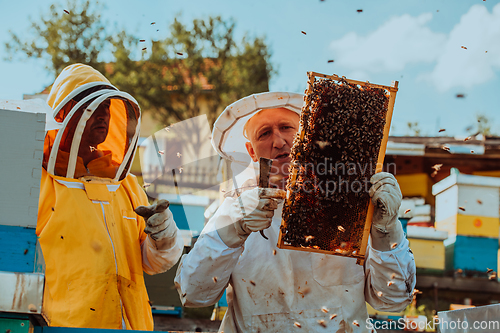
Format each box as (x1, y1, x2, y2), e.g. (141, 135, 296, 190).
(216, 187, 285, 248)
(135, 199, 179, 251)
(369, 172, 405, 252)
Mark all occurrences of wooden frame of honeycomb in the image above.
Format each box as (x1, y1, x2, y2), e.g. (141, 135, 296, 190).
(277, 72, 398, 265)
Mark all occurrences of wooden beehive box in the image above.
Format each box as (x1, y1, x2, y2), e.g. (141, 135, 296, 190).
(277, 72, 398, 264)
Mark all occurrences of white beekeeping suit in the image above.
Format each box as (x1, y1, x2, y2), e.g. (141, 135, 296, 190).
(175, 92, 416, 333)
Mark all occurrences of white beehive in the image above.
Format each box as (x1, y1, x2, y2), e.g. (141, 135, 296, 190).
(0, 99, 51, 227)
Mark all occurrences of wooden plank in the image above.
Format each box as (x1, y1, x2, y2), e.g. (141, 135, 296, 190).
(416, 275, 500, 293)
(308, 72, 399, 92)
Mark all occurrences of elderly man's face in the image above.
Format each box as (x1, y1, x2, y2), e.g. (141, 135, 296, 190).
(245, 108, 300, 181)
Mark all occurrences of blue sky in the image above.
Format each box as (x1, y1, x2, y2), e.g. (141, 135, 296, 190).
(1, 0, 499, 136)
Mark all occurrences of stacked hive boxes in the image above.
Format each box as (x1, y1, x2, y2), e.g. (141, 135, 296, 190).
(432, 172, 500, 274)
(399, 198, 447, 273)
(0, 100, 47, 328)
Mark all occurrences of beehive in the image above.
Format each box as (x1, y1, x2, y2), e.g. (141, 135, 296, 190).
(433, 172, 500, 273)
(278, 72, 398, 264)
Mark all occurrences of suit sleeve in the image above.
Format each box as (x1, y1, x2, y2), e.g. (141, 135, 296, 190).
(174, 197, 243, 307)
(125, 175, 183, 274)
(364, 236, 416, 312)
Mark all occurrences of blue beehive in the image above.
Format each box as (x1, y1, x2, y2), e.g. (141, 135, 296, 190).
(445, 235, 498, 273)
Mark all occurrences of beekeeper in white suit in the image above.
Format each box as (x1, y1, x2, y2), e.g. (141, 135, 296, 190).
(175, 92, 416, 333)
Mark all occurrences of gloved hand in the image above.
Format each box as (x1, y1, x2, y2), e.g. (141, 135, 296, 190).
(217, 187, 286, 248)
(135, 199, 178, 251)
(369, 172, 405, 251)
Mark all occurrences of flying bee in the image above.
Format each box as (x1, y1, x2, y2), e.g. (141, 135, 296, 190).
(432, 164, 443, 171)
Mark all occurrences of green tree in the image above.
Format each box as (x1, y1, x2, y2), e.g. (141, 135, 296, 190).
(476, 114, 492, 136)
(4, 0, 114, 76)
(4, 1, 274, 131)
(110, 16, 274, 128)
(465, 114, 495, 136)
(407, 122, 421, 136)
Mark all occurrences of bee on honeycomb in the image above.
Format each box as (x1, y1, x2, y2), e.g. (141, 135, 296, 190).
(282, 77, 389, 256)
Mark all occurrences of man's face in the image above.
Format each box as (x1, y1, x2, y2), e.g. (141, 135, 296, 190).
(244, 108, 300, 181)
(82, 100, 111, 146)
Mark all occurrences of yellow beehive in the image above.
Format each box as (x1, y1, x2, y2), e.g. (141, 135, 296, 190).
(396, 173, 434, 205)
(432, 172, 500, 238)
(406, 226, 448, 271)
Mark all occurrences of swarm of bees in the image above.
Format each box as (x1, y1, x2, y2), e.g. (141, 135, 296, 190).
(281, 77, 389, 254)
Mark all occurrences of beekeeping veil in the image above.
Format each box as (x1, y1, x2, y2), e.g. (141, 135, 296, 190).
(43, 63, 141, 181)
(211, 92, 304, 190)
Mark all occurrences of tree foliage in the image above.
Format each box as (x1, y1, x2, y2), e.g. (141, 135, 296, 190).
(4, 0, 114, 76)
(110, 16, 274, 127)
(406, 122, 421, 136)
(465, 114, 495, 136)
(4, 1, 274, 129)
(475, 114, 492, 136)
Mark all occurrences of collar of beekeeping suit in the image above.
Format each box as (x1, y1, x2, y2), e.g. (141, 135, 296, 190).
(43, 63, 141, 182)
(211, 92, 304, 189)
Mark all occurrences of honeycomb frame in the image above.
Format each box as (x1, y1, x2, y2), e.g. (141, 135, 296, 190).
(277, 72, 399, 265)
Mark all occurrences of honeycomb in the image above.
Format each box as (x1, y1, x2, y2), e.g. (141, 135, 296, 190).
(281, 76, 389, 257)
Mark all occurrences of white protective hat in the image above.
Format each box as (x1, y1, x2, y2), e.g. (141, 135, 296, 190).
(211, 92, 305, 190)
(211, 91, 304, 164)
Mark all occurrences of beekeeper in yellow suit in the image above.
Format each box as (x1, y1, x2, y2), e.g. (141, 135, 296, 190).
(37, 64, 184, 330)
(175, 92, 416, 333)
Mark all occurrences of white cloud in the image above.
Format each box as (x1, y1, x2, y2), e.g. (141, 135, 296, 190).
(330, 13, 446, 75)
(330, 4, 500, 92)
(424, 4, 500, 92)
